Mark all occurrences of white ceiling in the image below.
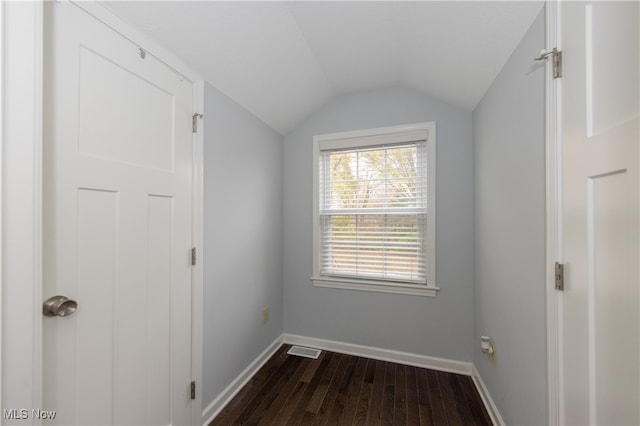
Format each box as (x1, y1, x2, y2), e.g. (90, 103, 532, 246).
(101, 1, 544, 135)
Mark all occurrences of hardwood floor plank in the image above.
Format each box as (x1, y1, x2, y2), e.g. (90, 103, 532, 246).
(405, 366, 420, 426)
(438, 372, 462, 426)
(459, 375, 493, 425)
(272, 352, 328, 425)
(240, 354, 305, 425)
(426, 369, 448, 426)
(381, 362, 396, 426)
(300, 351, 326, 383)
(208, 346, 491, 426)
(285, 352, 334, 426)
(341, 357, 368, 425)
(210, 345, 290, 426)
(448, 372, 475, 426)
(313, 355, 353, 425)
(416, 367, 435, 426)
(353, 359, 374, 426)
(306, 353, 344, 414)
(324, 355, 363, 425)
(269, 380, 308, 425)
(257, 357, 311, 426)
(298, 410, 316, 425)
(364, 358, 376, 384)
(393, 364, 407, 426)
(366, 360, 386, 426)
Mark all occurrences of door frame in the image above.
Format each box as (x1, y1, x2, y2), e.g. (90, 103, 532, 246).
(0, 1, 205, 423)
(544, 1, 561, 425)
(1, 0, 44, 415)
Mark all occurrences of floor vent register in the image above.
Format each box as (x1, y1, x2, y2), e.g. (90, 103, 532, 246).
(287, 345, 322, 359)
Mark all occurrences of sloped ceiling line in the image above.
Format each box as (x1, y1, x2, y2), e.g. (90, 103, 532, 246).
(101, 1, 544, 135)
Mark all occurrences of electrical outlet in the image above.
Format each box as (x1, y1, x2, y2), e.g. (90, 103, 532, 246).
(262, 307, 269, 324)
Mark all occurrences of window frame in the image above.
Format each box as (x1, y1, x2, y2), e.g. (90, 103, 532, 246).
(311, 122, 438, 297)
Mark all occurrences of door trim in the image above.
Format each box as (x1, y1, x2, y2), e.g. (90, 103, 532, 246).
(544, 1, 561, 425)
(1, 0, 44, 415)
(1, 1, 205, 422)
(191, 79, 205, 424)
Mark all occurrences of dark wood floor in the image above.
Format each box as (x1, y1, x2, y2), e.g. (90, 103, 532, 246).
(210, 345, 491, 426)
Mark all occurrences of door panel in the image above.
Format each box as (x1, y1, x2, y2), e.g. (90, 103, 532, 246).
(588, 3, 639, 137)
(43, 2, 193, 425)
(76, 189, 118, 424)
(145, 195, 173, 425)
(560, 2, 639, 425)
(589, 169, 637, 424)
(78, 46, 175, 171)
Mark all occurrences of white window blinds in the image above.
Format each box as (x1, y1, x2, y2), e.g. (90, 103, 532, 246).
(318, 141, 428, 284)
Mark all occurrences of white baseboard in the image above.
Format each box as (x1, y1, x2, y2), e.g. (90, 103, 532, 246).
(282, 333, 472, 375)
(471, 365, 505, 426)
(201, 335, 283, 425)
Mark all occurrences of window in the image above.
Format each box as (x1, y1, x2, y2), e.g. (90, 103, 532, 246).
(312, 123, 437, 296)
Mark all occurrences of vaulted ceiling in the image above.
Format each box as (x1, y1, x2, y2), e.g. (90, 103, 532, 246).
(102, 1, 544, 135)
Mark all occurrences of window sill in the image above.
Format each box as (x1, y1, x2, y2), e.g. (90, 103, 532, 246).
(310, 276, 439, 297)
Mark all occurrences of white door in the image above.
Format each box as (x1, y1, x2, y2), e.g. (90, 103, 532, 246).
(559, 1, 639, 424)
(43, 2, 194, 425)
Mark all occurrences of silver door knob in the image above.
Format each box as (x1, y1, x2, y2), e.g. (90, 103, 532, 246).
(43, 295, 77, 317)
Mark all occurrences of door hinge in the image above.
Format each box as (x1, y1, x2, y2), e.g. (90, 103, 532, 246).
(191, 247, 197, 266)
(555, 262, 564, 291)
(192, 113, 203, 133)
(534, 47, 562, 79)
(190, 381, 196, 400)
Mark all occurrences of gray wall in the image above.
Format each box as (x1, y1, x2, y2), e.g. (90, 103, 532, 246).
(472, 11, 546, 425)
(202, 83, 284, 408)
(283, 87, 474, 361)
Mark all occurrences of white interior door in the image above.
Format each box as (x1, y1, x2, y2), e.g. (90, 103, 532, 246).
(43, 2, 194, 424)
(559, 1, 639, 424)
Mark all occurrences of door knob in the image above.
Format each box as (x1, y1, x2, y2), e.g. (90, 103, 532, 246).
(43, 295, 77, 317)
